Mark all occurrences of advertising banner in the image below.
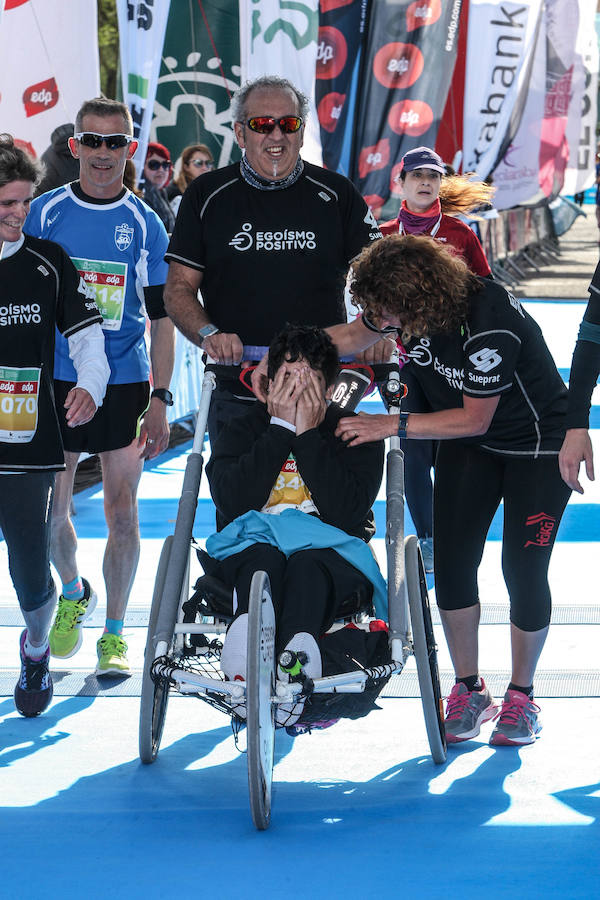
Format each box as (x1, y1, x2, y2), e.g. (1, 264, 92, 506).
(538, 0, 579, 200)
(315, 0, 369, 174)
(116, 0, 171, 179)
(0, 0, 99, 158)
(463, 0, 543, 180)
(240, 0, 322, 165)
(562, 0, 598, 196)
(351, 0, 463, 220)
(491, 12, 547, 210)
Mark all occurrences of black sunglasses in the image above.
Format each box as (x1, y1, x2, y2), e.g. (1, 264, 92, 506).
(362, 310, 398, 335)
(75, 132, 132, 150)
(146, 159, 171, 171)
(246, 115, 303, 135)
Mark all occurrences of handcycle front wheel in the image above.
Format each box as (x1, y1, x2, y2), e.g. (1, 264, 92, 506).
(405, 535, 447, 764)
(246, 570, 276, 831)
(139, 535, 189, 764)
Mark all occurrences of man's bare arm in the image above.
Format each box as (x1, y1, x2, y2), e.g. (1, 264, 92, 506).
(164, 261, 208, 347)
(164, 260, 243, 364)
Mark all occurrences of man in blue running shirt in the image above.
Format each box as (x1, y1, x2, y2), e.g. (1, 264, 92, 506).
(26, 98, 174, 676)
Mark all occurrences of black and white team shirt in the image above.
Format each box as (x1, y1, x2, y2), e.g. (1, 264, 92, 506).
(404, 279, 567, 455)
(165, 160, 382, 346)
(0, 234, 102, 471)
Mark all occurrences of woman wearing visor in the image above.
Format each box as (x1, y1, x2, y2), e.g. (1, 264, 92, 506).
(332, 234, 571, 748)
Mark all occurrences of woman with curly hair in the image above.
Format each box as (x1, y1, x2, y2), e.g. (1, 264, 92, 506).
(333, 234, 571, 748)
(379, 146, 495, 573)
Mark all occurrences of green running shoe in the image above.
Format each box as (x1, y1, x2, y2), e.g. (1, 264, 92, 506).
(96, 633, 130, 676)
(49, 579, 97, 658)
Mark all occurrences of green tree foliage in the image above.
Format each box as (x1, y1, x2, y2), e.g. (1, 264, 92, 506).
(98, 0, 119, 99)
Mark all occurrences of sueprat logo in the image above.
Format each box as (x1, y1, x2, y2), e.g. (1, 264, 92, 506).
(229, 223, 253, 251)
(469, 347, 502, 372)
(115, 223, 133, 251)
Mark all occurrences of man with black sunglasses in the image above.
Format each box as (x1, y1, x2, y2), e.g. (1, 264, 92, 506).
(164, 74, 382, 453)
(26, 97, 174, 678)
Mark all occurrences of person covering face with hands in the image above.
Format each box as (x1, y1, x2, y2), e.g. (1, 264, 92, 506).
(205, 324, 385, 726)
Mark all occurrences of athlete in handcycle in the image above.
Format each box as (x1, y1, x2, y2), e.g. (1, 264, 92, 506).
(139, 323, 446, 829)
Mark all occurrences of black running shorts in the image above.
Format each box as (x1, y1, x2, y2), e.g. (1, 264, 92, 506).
(54, 380, 150, 454)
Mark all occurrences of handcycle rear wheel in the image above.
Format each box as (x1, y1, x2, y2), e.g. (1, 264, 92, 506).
(139, 536, 189, 764)
(246, 570, 276, 830)
(405, 535, 447, 764)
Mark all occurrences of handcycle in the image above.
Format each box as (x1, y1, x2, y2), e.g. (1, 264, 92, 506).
(139, 346, 446, 830)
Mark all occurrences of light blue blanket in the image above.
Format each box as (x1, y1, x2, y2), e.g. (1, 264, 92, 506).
(206, 508, 388, 620)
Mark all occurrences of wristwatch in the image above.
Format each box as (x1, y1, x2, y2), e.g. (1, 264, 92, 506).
(151, 388, 174, 406)
(397, 412, 409, 438)
(198, 323, 220, 345)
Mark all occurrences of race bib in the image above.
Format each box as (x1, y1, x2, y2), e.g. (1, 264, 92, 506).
(263, 454, 317, 515)
(72, 257, 127, 331)
(0, 366, 40, 443)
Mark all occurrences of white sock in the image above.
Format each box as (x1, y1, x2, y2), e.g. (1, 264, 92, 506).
(24, 632, 49, 659)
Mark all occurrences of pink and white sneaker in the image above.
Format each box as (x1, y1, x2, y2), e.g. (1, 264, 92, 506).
(489, 690, 542, 746)
(444, 679, 498, 743)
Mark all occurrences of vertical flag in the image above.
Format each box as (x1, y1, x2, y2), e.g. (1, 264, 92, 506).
(563, 0, 599, 195)
(315, 0, 369, 174)
(0, 0, 99, 158)
(239, 0, 322, 165)
(490, 11, 547, 209)
(116, 0, 171, 178)
(351, 0, 463, 220)
(152, 1, 240, 170)
(463, 0, 543, 180)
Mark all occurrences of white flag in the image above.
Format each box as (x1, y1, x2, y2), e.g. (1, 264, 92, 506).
(463, 0, 543, 179)
(117, 0, 171, 179)
(0, 0, 99, 158)
(563, 0, 599, 196)
(239, 0, 322, 165)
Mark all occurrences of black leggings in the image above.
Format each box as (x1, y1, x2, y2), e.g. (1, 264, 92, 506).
(433, 443, 571, 632)
(0, 472, 56, 612)
(219, 543, 372, 651)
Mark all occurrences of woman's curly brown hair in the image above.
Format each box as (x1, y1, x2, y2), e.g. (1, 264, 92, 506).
(350, 234, 482, 341)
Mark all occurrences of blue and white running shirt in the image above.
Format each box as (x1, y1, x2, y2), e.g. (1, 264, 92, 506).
(26, 184, 169, 384)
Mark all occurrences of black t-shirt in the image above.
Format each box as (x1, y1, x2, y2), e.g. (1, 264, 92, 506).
(165, 160, 382, 346)
(0, 234, 102, 471)
(564, 263, 600, 429)
(403, 279, 567, 454)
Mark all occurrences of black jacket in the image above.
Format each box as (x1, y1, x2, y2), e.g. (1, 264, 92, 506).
(206, 403, 384, 541)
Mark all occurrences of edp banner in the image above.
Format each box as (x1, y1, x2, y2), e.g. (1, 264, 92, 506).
(315, 0, 369, 174)
(352, 0, 463, 220)
(0, 0, 99, 159)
